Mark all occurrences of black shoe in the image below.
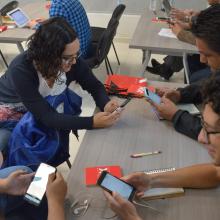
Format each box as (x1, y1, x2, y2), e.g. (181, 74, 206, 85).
(146, 65, 160, 75)
(146, 64, 173, 80)
(151, 59, 161, 68)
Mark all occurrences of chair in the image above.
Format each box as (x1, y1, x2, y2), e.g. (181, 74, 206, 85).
(0, 50, 8, 68)
(86, 19, 119, 75)
(91, 4, 126, 66)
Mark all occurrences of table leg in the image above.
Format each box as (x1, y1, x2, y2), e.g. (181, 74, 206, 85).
(183, 53, 190, 84)
(16, 42, 24, 53)
(141, 50, 151, 77)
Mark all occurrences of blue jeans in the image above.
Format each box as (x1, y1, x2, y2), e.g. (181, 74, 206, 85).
(0, 166, 32, 214)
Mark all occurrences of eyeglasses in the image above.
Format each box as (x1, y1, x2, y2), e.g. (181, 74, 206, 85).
(62, 52, 81, 64)
(201, 117, 220, 143)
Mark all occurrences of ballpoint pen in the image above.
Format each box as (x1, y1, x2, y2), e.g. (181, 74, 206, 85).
(131, 151, 162, 158)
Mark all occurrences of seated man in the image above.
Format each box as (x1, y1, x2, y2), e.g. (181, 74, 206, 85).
(147, 0, 220, 82)
(104, 75, 220, 220)
(149, 4, 220, 140)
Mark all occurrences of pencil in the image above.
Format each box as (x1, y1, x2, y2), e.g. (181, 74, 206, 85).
(131, 151, 162, 158)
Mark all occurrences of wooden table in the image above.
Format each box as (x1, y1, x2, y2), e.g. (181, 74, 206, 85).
(129, 10, 198, 83)
(65, 82, 220, 220)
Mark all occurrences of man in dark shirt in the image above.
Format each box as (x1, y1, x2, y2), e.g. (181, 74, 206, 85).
(148, 5, 220, 140)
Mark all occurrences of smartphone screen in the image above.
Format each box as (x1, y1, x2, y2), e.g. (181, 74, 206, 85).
(144, 88, 161, 105)
(98, 171, 136, 201)
(24, 163, 56, 206)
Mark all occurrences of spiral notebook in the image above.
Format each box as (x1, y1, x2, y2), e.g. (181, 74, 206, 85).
(143, 168, 184, 200)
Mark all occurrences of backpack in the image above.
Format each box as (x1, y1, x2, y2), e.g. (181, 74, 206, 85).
(3, 88, 82, 170)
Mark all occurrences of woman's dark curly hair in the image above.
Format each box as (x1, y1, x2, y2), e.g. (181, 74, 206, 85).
(202, 74, 220, 115)
(27, 17, 77, 79)
(191, 4, 220, 54)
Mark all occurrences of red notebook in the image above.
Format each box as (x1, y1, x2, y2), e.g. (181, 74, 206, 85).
(85, 165, 122, 186)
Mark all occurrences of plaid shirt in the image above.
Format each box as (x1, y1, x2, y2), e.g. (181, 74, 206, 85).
(50, 0, 92, 58)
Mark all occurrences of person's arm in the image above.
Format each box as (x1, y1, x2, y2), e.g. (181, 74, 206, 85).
(46, 173, 67, 220)
(172, 110, 202, 140)
(67, 58, 110, 111)
(150, 164, 220, 189)
(0, 170, 34, 195)
(104, 192, 142, 220)
(177, 30, 196, 45)
(122, 164, 220, 195)
(177, 82, 203, 104)
(10, 63, 94, 130)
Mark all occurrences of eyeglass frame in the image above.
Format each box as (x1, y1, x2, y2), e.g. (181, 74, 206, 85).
(201, 116, 220, 143)
(61, 51, 82, 65)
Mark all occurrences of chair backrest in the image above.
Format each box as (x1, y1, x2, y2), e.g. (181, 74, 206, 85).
(112, 4, 126, 21)
(96, 19, 119, 64)
(107, 4, 126, 28)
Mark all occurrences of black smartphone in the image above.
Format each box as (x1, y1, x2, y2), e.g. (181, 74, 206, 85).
(97, 171, 136, 201)
(120, 98, 132, 108)
(24, 163, 56, 206)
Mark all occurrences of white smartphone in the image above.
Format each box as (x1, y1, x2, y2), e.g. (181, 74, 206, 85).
(24, 163, 56, 206)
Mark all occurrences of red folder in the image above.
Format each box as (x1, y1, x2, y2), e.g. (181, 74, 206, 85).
(85, 165, 122, 186)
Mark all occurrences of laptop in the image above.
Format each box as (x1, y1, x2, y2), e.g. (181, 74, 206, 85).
(162, 0, 172, 16)
(7, 7, 30, 27)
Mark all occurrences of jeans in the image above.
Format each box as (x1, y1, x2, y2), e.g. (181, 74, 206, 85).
(0, 166, 32, 215)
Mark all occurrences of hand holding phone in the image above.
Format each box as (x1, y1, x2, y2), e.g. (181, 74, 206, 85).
(97, 171, 136, 201)
(113, 98, 132, 113)
(144, 88, 161, 105)
(24, 163, 56, 206)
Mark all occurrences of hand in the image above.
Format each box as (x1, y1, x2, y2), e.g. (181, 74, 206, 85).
(2, 170, 34, 195)
(170, 8, 194, 21)
(104, 100, 120, 113)
(170, 22, 183, 36)
(27, 18, 45, 29)
(122, 172, 151, 197)
(93, 111, 121, 128)
(150, 97, 179, 121)
(155, 87, 181, 103)
(104, 192, 142, 220)
(46, 172, 67, 205)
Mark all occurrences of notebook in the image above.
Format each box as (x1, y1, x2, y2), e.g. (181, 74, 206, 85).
(142, 168, 184, 200)
(85, 165, 122, 186)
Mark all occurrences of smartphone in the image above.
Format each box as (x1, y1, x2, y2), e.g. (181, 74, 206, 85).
(113, 98, 132, 113)
(24, 163, 56, 206)
(97, 171, 136, 201)
(144, 88, 161, 105)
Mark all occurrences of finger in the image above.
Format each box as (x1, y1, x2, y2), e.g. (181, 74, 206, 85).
(112, 192, 128, 204)
(55, 172, 64, 181)
(11, 170, 29, 177)
(48, 173, 56, 184)
(103, 191, 118, 206)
